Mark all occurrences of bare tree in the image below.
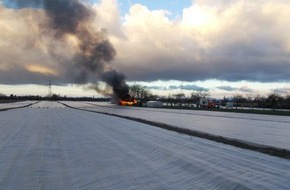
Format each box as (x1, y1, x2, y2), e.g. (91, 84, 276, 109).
(166, 94, 174, 107)
(173, 93, 186, 107)
(267, 93, 283, 111)
(285, 95, 290, 109)
(233, 94, 244, 109)
(190, 90, 210, 108)
(246, 95, 254, 110)
(129, 84, 151, 102)
(254, 94, 266, 110)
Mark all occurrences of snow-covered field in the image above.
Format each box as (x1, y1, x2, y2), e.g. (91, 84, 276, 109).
(29, 101, 66, 108)
(1, 101, 290, 189)
(0, 101, 37, 110)
(62, 101, 290, 151)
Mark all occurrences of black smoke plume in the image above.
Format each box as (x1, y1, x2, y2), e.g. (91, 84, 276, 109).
(9, 0, 129, 99)
(101, 70, 129, 100)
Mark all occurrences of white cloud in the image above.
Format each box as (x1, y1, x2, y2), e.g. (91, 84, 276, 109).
(1, 0, 290, 86)
(92, 0, 125, 38)
(92, 0, 290, 82)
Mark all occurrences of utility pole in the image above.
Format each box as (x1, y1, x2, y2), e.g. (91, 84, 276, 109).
(48, 79, 52, 97)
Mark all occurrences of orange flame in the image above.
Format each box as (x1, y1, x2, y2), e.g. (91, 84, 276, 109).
(119, 94, 137, 106)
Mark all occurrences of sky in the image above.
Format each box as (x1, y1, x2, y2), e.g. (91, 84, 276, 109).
(0, 0, 290, 98)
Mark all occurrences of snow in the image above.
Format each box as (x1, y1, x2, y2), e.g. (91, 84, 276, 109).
(29, 101, 66, 108)
(62, 101, 290, 150)
(0, 101, 37, 110)
(0, 101, 290, 189)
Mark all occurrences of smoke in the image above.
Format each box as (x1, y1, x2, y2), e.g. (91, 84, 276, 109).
(7, 0, 128, 99)
(87, 70, 129, 99)
(101, 70, 129, 99)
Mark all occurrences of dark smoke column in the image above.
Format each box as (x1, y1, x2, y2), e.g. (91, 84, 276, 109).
(10, 0, 129, 99)
(101, 70, 129, 100)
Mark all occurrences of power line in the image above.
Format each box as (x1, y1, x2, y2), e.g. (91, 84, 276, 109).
(48, 79, 52, 97)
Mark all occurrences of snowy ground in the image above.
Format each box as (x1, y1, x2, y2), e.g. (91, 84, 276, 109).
(0, 101, 290, 189)
(0, 101, 37, 110)
(62, 101, 290, 151)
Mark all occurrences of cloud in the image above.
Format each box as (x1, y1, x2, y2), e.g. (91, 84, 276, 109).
(239, 86, 254, 93)
(169, 84, 208, 91)
(25, 64, 58, 76)
(147, 84, 208, 91)
(105, 0, 290, 82)
(0, 6, 60, 84)
(217, 86, 237, 91)
(217, 85, 254, 93)
(0, 0, 130, 99)
(147, 86, 167, 90)
(272, 87, 290, 95)
(1, 0, 290, 86)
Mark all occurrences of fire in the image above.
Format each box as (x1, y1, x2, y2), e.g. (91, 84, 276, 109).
(119, 94, 137, 106)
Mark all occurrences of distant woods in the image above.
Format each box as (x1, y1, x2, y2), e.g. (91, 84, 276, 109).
(1, 86, 290, 110)
(231, 93, 290, 110)
(0, 93, 110, 102)
(129, 85, 290, 110)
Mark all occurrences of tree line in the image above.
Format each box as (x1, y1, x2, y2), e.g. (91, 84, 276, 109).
(232, 93, 290, 110)
(0, 93, 110, 102)
(1, 85, 290, 110)
(128, 84, 290, 110)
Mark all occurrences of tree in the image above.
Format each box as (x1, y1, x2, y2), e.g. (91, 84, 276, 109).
(173, 93, 186, 107)
(173, 93, 185, 100)
(267, 93, 284, 110)
(246, 95, 254, 110)
(129, 84, 151, 102)
(190, 90, 210, 108)
(166, 94, 174, 107)
(51, 94, 59, 100)
(233, 94, 244, 109)
(253, 94, 266, 109)
(285, 95, 290, 109)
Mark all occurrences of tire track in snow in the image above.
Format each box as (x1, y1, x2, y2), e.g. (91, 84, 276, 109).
(55, 108, 290, 189)
(0, 101, 39, 112)
(1, 106, 290, 189)
(86, 103, 290, 124)
(60, 102, 290, 160)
